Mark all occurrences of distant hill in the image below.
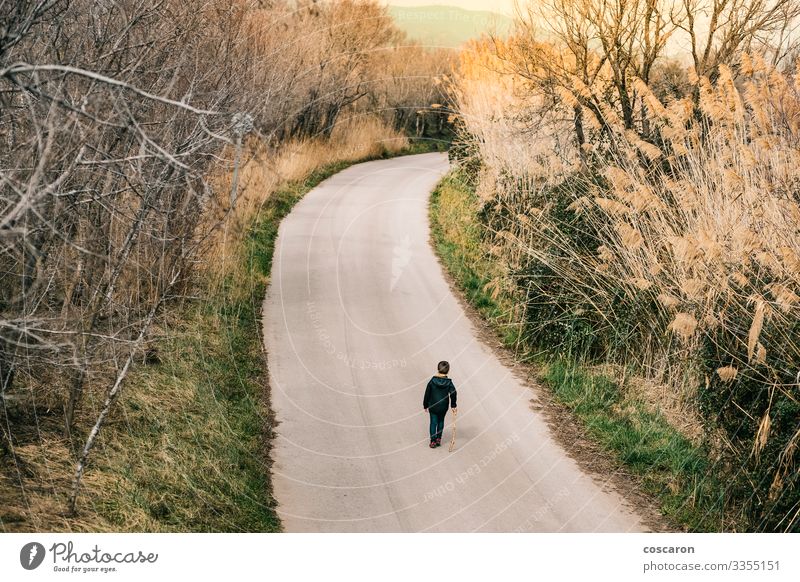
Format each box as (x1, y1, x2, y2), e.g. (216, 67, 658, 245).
(389, 5, 514, 48)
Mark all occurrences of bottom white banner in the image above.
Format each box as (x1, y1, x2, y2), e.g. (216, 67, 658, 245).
(0, 533, 796, 582)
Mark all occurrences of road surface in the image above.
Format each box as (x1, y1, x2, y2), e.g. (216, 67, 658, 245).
(263, 152, 647, 532)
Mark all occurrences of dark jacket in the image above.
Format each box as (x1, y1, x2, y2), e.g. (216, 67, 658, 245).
(423, 375, 457, 415)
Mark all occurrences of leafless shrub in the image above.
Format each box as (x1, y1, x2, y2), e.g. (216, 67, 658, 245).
(1, 0, 443, 518)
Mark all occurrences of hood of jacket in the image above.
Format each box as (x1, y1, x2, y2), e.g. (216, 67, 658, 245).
(430, 375, 453, 388)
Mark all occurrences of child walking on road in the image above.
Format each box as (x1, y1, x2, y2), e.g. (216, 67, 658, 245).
(423, 361, 458, 448)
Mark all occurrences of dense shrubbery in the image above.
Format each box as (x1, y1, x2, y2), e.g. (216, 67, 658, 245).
(700, 315, 800, 530)
(451, 0, 800, 531)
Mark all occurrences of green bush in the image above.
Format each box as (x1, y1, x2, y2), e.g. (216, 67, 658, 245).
(699, 312, 800, 532)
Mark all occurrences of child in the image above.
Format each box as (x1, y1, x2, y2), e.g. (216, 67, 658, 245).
(423, 361, 458, 448)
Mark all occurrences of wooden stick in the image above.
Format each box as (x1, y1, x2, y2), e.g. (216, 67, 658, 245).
(449, 408, 458, 452)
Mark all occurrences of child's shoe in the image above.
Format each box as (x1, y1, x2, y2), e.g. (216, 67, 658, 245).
(435, 438, 442, 447)
(429, 441, 437, 448)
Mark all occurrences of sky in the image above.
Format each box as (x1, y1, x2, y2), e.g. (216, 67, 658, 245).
(384, 0, 700, 58)
(385, 0, 519, 15)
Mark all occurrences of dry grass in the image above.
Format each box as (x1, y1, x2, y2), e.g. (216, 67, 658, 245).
(452, 36, 800, 530)
(454, 38, 800, 420)
(593, 363, 705, 445)
(0, 116, 413, 532)
(202, 115, 409, 286)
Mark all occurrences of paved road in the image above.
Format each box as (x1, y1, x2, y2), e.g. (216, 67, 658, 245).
(263, 153, 646, 532)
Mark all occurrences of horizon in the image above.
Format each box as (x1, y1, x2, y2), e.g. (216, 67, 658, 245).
(386, 1, 703, 60)
(385, 0, 518, 16)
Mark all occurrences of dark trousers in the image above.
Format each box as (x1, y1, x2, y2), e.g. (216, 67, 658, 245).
(429, 411, 446, 442)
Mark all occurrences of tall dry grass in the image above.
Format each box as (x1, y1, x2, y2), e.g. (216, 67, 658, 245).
(202, 115, 409, 284)
(453, 35, 800, 530)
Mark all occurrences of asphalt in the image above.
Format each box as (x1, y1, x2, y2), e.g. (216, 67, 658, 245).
(262, 152, 646, 532)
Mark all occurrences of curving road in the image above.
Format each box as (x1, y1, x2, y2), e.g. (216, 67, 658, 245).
(262, 152, 647, 532)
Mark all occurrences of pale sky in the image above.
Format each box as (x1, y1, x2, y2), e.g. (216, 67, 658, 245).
(384, 1, 703, 59)
(385, 0, 519, 16)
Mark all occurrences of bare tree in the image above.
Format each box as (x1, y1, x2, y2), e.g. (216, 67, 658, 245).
(1, 0, 446, 517)
(675, 0, 800, 77)
(500, 0, 674, 159)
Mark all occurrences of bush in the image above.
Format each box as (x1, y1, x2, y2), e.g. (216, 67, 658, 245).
(700, 314, 800, 531)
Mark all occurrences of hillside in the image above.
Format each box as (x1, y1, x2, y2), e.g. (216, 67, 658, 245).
(389, 4, 514, 47)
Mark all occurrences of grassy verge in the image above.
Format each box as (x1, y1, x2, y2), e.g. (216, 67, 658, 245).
(429, 171, 522, 346)
(429, 168, 727, 532)
(542, 361, 726, 531)
(404, 138, 450, 155)
(81, 145, 439, 532)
